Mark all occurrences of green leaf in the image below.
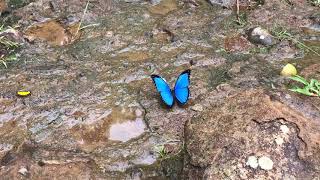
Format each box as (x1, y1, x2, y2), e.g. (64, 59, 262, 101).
(310, 79, 317, 86)
(288, 75, 320, 97)
(309, 79, 319, 93)
(1, 60, 7, 68)
(289, 75, 309, 85)
(315, 81, 320, 91)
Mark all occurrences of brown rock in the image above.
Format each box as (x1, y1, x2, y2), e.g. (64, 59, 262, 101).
(184, 89, 320, 179)
(148, 0, 177, 15)
(24, 20, 80, 46)
(0, 0, 7, 13)
(224, 35, 253, 52)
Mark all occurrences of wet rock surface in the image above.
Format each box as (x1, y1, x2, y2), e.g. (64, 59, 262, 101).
(0, 0, 320, 179)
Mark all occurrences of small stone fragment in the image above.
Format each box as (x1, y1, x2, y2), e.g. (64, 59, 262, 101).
(246, 156, 258, 169)
(258, 156, 273, 170)
(207, 0, 234, 8)
(135, 109, 143, 117)
(280, 125, 290, 134)
(275, 137, 284, 145)
(18, 167, 28, 176)
(150, 0, 162, 5)
(247, 27, 274, 46)
(106, 31, 113, 38)
(191, 104, 203, 112)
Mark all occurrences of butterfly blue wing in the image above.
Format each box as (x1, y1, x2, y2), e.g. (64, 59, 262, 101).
(174, 70, 190, 105)
(151, 75, 174, 107)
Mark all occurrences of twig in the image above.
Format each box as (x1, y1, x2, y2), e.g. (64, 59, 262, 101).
(75, 0, 90, 37)
(79, 23, 100, 30)
(236, 0, 240, 21)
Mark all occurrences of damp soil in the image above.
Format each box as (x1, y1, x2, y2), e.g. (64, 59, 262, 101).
(0, 0, 320, 179)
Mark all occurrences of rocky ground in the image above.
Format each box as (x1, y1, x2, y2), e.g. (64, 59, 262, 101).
(0, 0, 319, 179)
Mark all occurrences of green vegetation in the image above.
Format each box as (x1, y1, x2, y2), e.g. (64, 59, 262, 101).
(0, 26, 19, 48)
(271, 26, 320, 56)
(155, 145, 169, 159)
(209, 67, 231, 88)
(221, 12, 250, 30)
(249, 46, 270, 54)
(0, 25, 20, 68)
(8, 0, 33, 9)
(310, 0, 320, 6)
(0, 54, 17, 68)
(234, 13, 248, 28)
(289, 75, 320, 97)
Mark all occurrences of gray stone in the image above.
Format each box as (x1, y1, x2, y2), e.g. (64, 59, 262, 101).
(247, 27, 274, 46)
(207, 0, 235, 7)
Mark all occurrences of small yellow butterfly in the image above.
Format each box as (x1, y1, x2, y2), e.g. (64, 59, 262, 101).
(17, 91, 31, 97)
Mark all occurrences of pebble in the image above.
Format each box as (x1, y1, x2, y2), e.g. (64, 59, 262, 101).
(280, 125, 289, 134)
(143, 13, 150, 19)
(106, 31, 113, 38)
(275, 137, 284, 145)
(247, 27, 274, 46)
(191, 104, 203, 112)
(258, 156, 273, 170)
(246, 156, 258, 169)
(207, 0, 233, 7)
(18, 167, 28, 176)
(135, 109, 143, 117)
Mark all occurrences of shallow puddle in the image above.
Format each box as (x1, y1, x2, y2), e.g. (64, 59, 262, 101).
(109, 117, 145, 142)
(70, 107, 147, 151)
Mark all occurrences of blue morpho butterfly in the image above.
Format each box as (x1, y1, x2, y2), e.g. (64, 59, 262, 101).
(151, 69, 191, 108)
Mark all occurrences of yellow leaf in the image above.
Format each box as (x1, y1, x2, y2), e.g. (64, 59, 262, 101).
(17, 91, 31, 97)
(281, 63, 297, 77)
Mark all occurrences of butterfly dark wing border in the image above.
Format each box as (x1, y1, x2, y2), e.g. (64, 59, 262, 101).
(174, 69, 191, 106)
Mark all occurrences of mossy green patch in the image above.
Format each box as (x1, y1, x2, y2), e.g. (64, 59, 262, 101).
(8, 0, 33, 9)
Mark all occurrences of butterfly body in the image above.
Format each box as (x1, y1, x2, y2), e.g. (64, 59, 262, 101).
(151, 70, 190, 108)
